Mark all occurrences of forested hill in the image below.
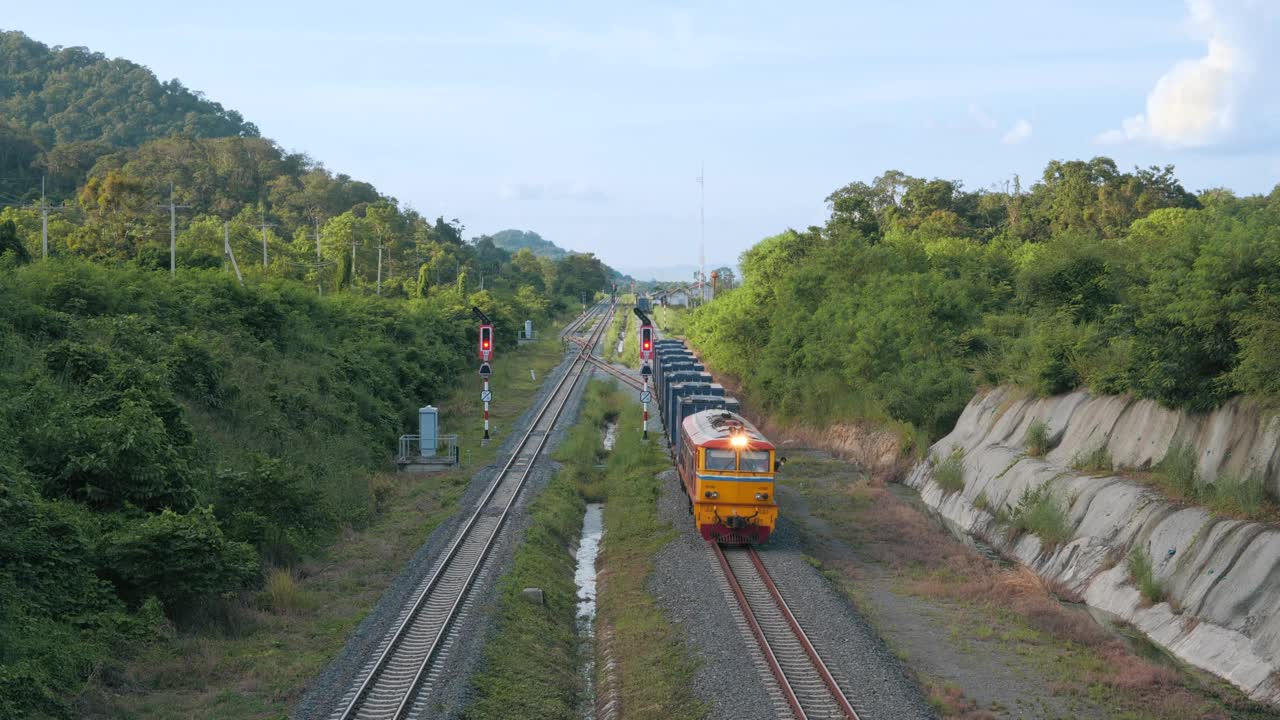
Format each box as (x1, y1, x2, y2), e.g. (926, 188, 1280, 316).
(491, 229, 568, 259)
(491, 228, 632, 282)
(0, 30, 258, 202)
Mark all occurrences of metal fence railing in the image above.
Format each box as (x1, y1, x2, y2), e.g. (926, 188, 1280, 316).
(397, 433, 460, 467)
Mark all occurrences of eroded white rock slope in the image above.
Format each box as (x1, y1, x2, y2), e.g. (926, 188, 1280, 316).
(906, 387, 1280, 704)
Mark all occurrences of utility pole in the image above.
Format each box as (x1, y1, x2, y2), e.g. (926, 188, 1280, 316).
(314, 216, 322, 297)
(258, 208, 275, 268)
(697, 163, 705, 298)
(376, 239, 384, 296)
(223, 222, 244, 285)
(36, 176, 63, 260)
(154, 183, 190, 276)
(349, 225, 359, 287)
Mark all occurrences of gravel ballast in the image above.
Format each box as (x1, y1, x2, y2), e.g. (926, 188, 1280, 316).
(647, 438, 936, 720)
(757, 512, 938, 720)
(649, 461, 783, 720)
(294, 346, 590, 720)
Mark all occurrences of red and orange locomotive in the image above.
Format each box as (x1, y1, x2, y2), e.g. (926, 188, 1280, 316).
(676, 410, 780, 544)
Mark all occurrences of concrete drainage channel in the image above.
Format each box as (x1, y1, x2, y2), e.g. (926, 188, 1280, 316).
(577, 420, 615, 720)
(575, 503, 605, 720)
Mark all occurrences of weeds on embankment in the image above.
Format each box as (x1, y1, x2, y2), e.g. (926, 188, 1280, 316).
(1024, 418, 1051, 457)
(1148, 443, 1277, 521)
(604, 308, 629, 363)
(933, 446, 966, 493)
(1128, 547, 1166, 605)
(1008, 484, 1072, 547)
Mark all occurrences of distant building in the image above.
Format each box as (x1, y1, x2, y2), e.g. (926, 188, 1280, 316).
(665, 288, 690, 307)
(688, 280, 713, 303)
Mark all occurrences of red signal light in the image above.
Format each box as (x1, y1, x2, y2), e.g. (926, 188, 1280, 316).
(479, 325, 493, 358)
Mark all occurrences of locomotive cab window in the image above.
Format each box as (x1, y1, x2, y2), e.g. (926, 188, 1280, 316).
(740, 450, 771, 473)
(705, 449, 736, 471)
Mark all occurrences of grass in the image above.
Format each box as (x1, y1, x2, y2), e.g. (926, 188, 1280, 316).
(84, 325, 573, 719)
(654, 305, 689, 336)
(594, 382, 705, 720)
(934, 446, 966, 493)
(1148, 443, 1278, 522)
(1024, 418, 1051, 457)
(619, 314, 639, 367)
(259, 568, 315, 615)
(603, 305, 629, 363)
(1128, 547, 1165, 605)
(1071, 443, 1114, 473)
(1154, 443, 1199, 499)
(925, 680, 997, 720)
(1008, 483, 1073, 546)
(1204, 472, 1270, 518)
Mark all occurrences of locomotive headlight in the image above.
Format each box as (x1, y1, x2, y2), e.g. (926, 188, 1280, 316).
(704, 490, 719, 499)
(731, 434, 747, 449)
(755, 492, 769, 501)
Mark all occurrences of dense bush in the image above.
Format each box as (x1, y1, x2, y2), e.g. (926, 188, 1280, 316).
(687, 162, 1280, 448)
(0, 256, 576, 716)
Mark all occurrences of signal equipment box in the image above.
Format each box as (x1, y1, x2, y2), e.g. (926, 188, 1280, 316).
(419, 405, 438, 457)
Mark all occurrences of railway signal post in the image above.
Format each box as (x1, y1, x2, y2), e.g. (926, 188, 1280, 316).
(637, 311, 654, 439)
(473, 307, 494, 442)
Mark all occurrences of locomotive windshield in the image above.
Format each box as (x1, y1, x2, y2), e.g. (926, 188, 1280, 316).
(740, 450, 771, 473)
(706, 449, 736, 471)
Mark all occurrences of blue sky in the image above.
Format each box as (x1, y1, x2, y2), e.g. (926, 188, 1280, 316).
(7, 1, 1279, 276)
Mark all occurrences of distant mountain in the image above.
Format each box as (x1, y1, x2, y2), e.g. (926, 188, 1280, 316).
(490, 229, 632, 282)
(619, 263, 734, 283)
(490, 229, 568, 260)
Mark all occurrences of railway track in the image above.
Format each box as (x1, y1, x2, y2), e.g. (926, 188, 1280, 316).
(712, 544, 861, 720)
(331, 302, 613, 720)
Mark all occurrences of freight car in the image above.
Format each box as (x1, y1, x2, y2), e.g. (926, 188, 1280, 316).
(653, 338, 781, 543)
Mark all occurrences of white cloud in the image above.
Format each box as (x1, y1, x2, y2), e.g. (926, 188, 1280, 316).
(1099, 0, 1279, 147)
(499, 181, 609, 204)
(955, 104, 1032, 145)
(1002, 119, 1033, 145)
(968, 103, 998, 131)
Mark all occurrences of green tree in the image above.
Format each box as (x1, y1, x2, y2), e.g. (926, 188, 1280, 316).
(0, 220, 30, 264)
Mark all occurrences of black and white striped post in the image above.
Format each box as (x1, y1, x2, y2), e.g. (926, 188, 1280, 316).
(639, 322, 654, 439)
(474, 307, 495, 442)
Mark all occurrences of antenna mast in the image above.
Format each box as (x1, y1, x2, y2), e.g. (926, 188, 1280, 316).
(697, 163, 705, 296)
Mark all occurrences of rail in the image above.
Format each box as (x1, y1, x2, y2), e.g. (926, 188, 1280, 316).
(711, 543, 860, 720)
(334, 301, 613, 720)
